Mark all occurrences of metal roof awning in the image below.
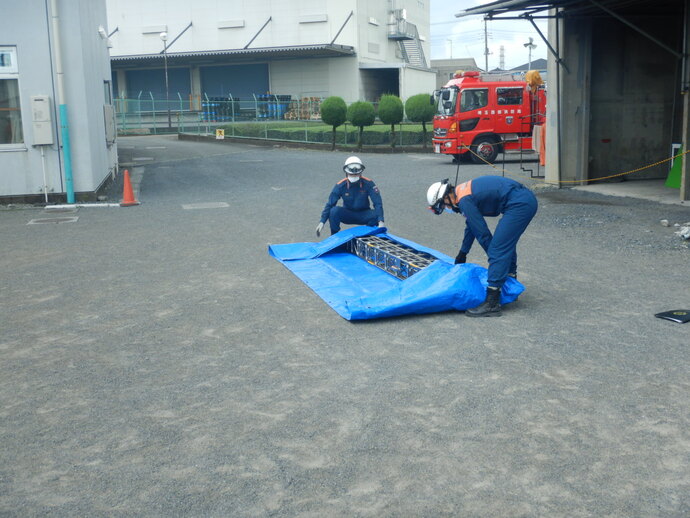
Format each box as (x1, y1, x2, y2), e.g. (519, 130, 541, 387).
(110, 44, 355, 68)
(358, 62, 433, 72)
(455, 0, 684, 61)
(456, 0, 558, 18)
(456, 0, 684, 19)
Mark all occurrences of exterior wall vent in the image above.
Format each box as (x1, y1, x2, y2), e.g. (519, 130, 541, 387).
(141, 25, 167, 34)
(218, 20, 245, 29)
(299, 14, 328, 24)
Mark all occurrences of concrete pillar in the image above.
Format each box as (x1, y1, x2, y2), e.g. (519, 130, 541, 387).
(558, 17, 591, 185)
(544, 12, 561, 185)
(190, 66, 201, 111)
(682, 92, 690, 201)
(116, 70, 126, 97)
(682, 2, 690, 201)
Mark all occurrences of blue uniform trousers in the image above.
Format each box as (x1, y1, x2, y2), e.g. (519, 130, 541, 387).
(487, 187, 538, 287)
(329, 207, 378, 234)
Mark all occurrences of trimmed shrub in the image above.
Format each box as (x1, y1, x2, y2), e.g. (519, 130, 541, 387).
(347, 101, 376, 151)
(378, 94, 404, 148)
(405, 93, 436, 149)
(320, 96, 348, 151)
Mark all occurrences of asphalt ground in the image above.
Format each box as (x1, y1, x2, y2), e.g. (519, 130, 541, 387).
(1, 134, 689, 517)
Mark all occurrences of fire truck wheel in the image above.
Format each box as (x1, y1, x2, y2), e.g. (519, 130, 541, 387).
(470, 138, 499, 164)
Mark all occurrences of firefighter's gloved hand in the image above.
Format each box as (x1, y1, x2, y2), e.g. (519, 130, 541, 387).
(454, 251, 467, 264)
(378, 221, 385, 227)
(316, 222, 324, 237)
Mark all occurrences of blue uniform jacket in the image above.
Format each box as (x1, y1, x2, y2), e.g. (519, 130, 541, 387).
(457, 176, 530, 254)
(320, 177, 384, 223)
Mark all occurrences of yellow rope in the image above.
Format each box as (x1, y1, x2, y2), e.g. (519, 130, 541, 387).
(459, 144, 688, 185)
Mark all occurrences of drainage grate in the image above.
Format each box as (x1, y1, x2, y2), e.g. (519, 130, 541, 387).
(28, 216, 79, 225)
(181, 202, 229, 210)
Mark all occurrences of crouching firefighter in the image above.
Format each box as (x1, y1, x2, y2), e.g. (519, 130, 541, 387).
(426, 175, 538, 317)
(316, 156, 385, 237)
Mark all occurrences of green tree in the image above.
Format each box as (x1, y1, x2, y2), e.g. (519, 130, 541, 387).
(346, 101, 376, 151)
(320, 96, 347, 151)
(405, 93, 436, 149)
(377, 94, 404, 148)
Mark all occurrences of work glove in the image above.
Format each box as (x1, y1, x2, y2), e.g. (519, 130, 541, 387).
(316, 222, 324, 237)
(454, 251, 467, 264)
(378, 221, 385, 227)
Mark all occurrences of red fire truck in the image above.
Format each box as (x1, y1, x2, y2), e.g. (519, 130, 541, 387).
(431, 71, 546, 163)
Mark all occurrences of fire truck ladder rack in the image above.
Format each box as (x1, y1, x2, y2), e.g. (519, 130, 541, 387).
(347, 235, 437, 280)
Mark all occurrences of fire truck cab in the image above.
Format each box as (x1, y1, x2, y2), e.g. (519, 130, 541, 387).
(431, 70, 545, 163)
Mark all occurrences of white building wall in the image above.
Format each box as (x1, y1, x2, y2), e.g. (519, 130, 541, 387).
(0, 0, 116, 199)
(354, 0, 430, 66)
(399, 66, 436, 102)
(271, 58, 360, 102)
(327, 59, 361, 102)
(106, 0, 433, 109)
(1, 2, 57, 197)
(107, 0, 360, 56)
(62, 0, 119, 194)
(270, 60, 331, 100)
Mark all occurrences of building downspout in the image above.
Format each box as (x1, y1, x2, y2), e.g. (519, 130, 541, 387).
(49, 0, 75, 203)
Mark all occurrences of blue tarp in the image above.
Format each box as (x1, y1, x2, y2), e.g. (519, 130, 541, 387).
(268, 226, 524, 320)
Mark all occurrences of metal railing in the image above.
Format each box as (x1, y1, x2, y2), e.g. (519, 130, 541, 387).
(114, 93, 323, 134)
(113, 92, 433, 147)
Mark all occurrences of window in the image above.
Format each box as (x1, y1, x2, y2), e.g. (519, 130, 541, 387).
(104, 80, 112, 104)
(436, 87, 458, 116)
(0, 79, 24, 144)
(460, 88, 488, 112)
(0, 47, 23, 145)
(496, 87, 523, 106)
(0, 48, 18, 73)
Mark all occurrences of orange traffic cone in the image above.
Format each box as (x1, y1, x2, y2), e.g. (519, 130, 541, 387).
(120, 169, 139, 206)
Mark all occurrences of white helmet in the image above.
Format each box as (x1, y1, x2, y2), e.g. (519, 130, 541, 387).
(343, 156, 365, 175)
(427, 180, 450, 215)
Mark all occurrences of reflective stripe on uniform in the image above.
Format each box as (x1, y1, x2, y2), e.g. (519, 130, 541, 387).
(455, 180, 472, 201)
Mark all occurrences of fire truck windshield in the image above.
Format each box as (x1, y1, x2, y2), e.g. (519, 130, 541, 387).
(436, 88, 458, 116)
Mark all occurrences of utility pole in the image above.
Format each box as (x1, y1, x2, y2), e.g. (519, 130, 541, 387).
(160, 32, 172, 131)
(499, 45, 505, 70)
(484, 18, 489, 71)
(524, 37, 537, 70)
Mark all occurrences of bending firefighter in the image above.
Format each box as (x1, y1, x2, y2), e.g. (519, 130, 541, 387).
(316, 156, 385, 237)
(427, 175, 538, 317)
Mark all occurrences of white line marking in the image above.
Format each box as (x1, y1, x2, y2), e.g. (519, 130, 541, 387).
(28, 217, 79, 225)
(181, 202, 230, 210)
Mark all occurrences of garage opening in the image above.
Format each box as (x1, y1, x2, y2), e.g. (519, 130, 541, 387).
(360, 68, 399, 102)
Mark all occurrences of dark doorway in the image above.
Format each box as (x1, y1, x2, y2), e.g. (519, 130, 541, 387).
(360, 68, 399, 102)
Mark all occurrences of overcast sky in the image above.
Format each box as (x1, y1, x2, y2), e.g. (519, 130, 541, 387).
(428, 0, 549, 70)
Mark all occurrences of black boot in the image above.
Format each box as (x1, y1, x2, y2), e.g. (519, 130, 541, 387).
(466, 287, 502, 317)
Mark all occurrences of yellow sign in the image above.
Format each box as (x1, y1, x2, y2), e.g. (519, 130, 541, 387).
(215, 129, 225, 140)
